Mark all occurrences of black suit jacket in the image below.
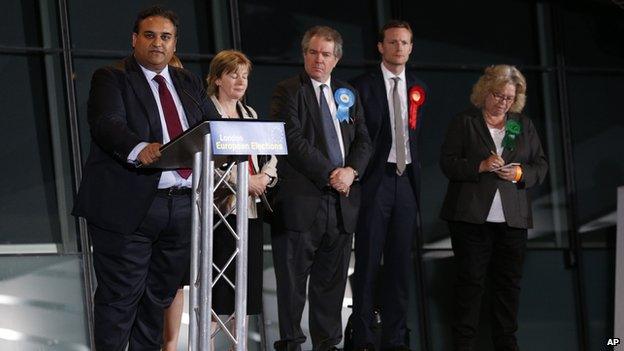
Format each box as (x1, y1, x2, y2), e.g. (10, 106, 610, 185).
(350, 68, 427, 206)
(270, 72, 372, 233)
(439, 107, 548, 229)
(73, 56, 218, 234)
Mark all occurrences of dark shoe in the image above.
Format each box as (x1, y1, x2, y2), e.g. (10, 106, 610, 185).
(355, 343, 376, 351)
(382, 346, 411, 351)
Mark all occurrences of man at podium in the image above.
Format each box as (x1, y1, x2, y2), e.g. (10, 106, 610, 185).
(72, 6, 217, 350)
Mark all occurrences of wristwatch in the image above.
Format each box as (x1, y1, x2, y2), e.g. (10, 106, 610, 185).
(352, 168, 359, 181)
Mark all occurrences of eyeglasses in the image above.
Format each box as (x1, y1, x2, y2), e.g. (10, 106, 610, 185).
(491, 92, 515, 104)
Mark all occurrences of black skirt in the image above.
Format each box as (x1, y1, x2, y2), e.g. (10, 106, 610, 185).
(212, 215, 264, 315)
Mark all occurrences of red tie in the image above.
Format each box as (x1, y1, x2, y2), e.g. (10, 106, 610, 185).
(248, 155, 255, 175)
(154, 75, 191, 179)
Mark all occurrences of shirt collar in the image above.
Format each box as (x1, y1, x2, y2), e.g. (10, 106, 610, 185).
(139, 64, 173, 85)
(380, 62, 406, 83)
(310, 76, 332, 91)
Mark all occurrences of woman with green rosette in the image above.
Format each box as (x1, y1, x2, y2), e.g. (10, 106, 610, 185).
(439, 64, 548, 351)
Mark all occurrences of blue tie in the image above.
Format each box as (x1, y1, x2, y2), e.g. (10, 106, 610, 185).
(319, 84, 343, 167)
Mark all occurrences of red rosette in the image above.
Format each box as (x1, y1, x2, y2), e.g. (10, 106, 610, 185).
(408, 85, 426, 130)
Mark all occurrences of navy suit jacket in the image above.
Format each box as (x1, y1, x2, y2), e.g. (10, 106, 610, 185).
(350, 68, 427, 208)
(270, 72, 372, 233)
(73, 56, 218, 235)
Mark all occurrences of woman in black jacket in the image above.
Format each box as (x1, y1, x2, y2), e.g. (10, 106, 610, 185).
(440, 64, 548, 351)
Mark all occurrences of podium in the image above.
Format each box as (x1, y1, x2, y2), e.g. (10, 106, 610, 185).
(148, 119, 287, 351)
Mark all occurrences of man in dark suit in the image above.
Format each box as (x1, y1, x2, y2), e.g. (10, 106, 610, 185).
(349, 20, 427, 351)
(72, 6, 216, 350)
(270, 26, 371, 351)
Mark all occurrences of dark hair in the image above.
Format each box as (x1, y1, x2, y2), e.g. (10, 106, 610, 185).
(132, 6, 179, 35)
(378, 20, 412, 42)
(301, 25, 343, 59)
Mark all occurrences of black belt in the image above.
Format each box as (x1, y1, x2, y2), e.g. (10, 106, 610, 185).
(156, 187, 192, 196)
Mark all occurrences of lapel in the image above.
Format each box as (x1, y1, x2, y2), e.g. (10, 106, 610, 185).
(171, 68, 202, 127)
(405, 72, 417, 141)
(501, 113, 520, 161)
(300, 73, 324, 136)
(371, 69, 391, 143)
(126, 56, 163, 142)
(470, 108, 496, 153)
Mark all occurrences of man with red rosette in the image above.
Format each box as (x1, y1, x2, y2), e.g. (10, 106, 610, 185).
(349, 20, 427, 351)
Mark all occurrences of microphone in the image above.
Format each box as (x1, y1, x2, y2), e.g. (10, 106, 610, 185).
(182, 88, 208, 120)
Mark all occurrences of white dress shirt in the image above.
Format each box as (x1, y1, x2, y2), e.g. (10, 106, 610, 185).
(127, 64, 192, 189)
(380, 63, 412, 164)
(486, 126, 506, 223)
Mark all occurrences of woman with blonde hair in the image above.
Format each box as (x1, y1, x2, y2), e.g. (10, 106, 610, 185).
(207, 49, 277, 345)
(440, 64, 548, 351)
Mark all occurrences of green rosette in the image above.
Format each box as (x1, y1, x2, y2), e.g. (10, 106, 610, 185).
(502, 119, 522, 150)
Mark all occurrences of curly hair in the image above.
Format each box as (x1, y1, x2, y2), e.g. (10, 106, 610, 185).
(470, 65, 527, 113)
(206, 50, 252, 97)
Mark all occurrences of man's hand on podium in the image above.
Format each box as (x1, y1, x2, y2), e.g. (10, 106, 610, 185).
(137, 143, 162, 166)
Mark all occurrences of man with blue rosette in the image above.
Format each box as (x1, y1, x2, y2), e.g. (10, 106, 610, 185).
(269, 25, 372, 351)
(349, 20, 427, 351)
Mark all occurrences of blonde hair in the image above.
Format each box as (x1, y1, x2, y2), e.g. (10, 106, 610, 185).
(169, 54, 183, 68)
(206, 50, 252, 97)
(470, 64, 527, 113)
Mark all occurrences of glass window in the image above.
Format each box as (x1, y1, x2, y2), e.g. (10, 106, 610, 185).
(400, 0, 539, 66)
(561, 2, 624, 68)
(0, 55, 70, 246)
(239, 0, 379, 62)
(68, 1, 216, 54)
(0, 0, 60, 48)
(567, 73, 624, 246)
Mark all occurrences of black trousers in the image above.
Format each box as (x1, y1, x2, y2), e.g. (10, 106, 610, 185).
(352, 164, 417, 349)
(89, 192, 191, 351)
(272, 192, 352, 351)
(449, 221, 527, 351)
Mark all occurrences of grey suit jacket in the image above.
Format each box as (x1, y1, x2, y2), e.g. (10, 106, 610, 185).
(439, 107, 548, 229)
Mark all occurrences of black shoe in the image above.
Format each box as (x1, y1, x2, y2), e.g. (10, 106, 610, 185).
(274, 340, 287, 351)
(354, 343, 375, 351)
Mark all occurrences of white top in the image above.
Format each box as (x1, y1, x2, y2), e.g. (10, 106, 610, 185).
(486, 126, 506, 223)
(127, 64, 192, 189)
(310, 77, 346, 165)
(380, 62, 412, 164)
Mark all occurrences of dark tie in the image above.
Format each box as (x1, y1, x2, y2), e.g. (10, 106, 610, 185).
(154, 75, 191, 179)
(319, 84, 343, 167)
(391, 77, 406, 176)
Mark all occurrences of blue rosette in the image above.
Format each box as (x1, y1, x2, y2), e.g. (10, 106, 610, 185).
(333, 88, 355, 122)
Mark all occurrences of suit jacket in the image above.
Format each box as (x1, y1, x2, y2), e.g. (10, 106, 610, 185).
(350, 68, 427, 207)
(439, 107, 548, 229)
(72, 55, 218, 235)
(270, 72, 372, 233)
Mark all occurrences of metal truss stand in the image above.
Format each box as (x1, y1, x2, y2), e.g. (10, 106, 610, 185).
(189, 134, 249, 351)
